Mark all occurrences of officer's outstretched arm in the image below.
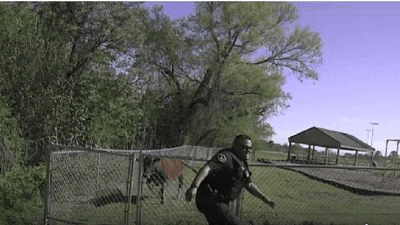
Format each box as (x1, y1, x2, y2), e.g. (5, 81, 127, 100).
(245, 182, 275, 208)
(185, 165, 211, 201)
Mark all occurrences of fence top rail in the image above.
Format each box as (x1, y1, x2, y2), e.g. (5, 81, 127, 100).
(249, 162, 400, 171)
(142, 154, 210, 162)
(50, 144, 221, 160)
(51, 145, 135, 157)
(51, 144, 169, 153)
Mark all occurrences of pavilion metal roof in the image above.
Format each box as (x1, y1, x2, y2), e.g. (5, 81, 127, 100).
(288, 127, 375, 152)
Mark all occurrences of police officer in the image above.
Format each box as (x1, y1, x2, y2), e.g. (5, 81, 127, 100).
(186, 135, 275, 225)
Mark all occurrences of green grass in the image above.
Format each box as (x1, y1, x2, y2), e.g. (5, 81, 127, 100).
(242, 167, 400, 225)
(49, 155, 400, 225)
(254, 150, 288, 161)
(253, 150, 374, 167)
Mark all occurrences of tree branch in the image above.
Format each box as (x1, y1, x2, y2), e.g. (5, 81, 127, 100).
(222, 89, 265, 97)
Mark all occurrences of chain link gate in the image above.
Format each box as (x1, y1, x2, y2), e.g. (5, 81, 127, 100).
(45, 145, 141, 225)
(135, 146, 221, 225)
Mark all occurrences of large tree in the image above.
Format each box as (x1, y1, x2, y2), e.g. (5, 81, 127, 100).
(34, 2, 152, 151)
(0, 2, 323, 156)
(0, 2, 150, 163)
(134, 2, 323, 147)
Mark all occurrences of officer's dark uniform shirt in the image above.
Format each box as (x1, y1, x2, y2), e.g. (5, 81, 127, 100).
(197, 149, 252, 203)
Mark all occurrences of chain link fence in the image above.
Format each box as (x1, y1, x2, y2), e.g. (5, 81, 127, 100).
(46, 146, 400, 225)
(46, 146, 138, 225)
(45, 145, 220, 225)
(242, 164, 400, 225)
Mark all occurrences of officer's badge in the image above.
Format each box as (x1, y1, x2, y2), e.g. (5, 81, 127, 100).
(245, 170, 250, 178)
(217, 154, 227, 163)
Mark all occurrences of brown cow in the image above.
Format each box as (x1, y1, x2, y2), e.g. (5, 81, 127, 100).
(143, 156, 184, 204)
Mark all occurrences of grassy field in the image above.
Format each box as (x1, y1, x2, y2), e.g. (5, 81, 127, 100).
(242, 167, 400, 225)
(49, 152, 400, 225)
(254, 150, 288, 161)
(253, 150, 373, 167)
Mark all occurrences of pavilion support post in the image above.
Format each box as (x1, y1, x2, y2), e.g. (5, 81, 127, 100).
(336, 149, 340, 165)
(307, 145, 311, 161)
(397, 141, 400, 157)
(385, 140, 389, 159)
(370, 152, 374, 166)
(311, 145, 315, 162)
(354, 150, 359, 166)
(325, 147, 328, 165)
(287, 142, 292, 162)
(385, 140, 389, 167)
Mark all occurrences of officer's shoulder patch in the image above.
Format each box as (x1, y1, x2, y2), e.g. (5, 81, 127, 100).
(217, 153, 227, 163)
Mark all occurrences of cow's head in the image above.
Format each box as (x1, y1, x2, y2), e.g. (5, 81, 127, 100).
(143, 156, 166, 186)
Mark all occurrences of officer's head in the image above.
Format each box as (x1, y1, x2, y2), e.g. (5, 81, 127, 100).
(232, 135, 252, 161)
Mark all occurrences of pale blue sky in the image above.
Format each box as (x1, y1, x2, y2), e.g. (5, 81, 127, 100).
(144, 2, 400, 154)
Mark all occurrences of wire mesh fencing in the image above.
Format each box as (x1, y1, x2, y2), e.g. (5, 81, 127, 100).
(133, 146, 221, 225)
(45, 145, 221, 225)
(46, 146, 400, 225)
(46, 146, 140, 225)
(242, 164, 400, 225)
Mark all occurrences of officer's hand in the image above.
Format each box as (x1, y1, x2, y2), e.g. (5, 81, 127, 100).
(185, 187, 197, 202)
(263, 197, 275, 208)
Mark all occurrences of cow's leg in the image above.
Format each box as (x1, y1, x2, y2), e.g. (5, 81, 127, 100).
(160, 183, 165, 204)
(176, 175, 183, 200)
(146, 176, 155, 195)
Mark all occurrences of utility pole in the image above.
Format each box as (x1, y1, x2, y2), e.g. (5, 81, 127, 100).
(365, 129, 371, 144)
(369, 122, 379, 147)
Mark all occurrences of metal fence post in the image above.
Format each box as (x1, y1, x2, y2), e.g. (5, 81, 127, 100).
(44, 145, 53, 225)
(136, 151, 144, 225)
(192, 146, 197, 161)
(96, 153, 100, 197)
(124, 154, 136, 225)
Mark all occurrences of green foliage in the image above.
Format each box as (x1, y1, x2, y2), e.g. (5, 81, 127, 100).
(0, 2, 150, 158)
(0, 1, 323, 152)
(0, 165, 46, 225)
(0, 98, 26, 174)
(0, 2, 72, 161)
(133, 2, 322, 147)
(213, 56, 287, 141)
(84, 75, 146, 149)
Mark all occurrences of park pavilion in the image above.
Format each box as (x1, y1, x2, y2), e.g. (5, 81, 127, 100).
(287, 127, 375, 166)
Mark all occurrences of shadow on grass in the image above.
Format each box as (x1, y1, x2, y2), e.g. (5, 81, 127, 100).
(88, 189, 147, 207)
(283, 167, 400, 197)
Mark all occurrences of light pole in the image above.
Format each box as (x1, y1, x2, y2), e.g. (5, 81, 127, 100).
(369, 122, 379, 147)
(365, 129, 371, 144)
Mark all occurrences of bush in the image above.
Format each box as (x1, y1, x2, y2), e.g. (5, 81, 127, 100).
(0, 164, 46, 225)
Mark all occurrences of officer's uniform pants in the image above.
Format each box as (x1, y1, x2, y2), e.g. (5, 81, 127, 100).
(196, 196, 249, 225)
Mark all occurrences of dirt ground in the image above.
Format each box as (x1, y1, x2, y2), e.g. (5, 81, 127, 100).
(285, 166, 400, 195)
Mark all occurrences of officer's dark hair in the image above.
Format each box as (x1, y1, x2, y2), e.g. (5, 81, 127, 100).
(232, 135, 251, 148)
